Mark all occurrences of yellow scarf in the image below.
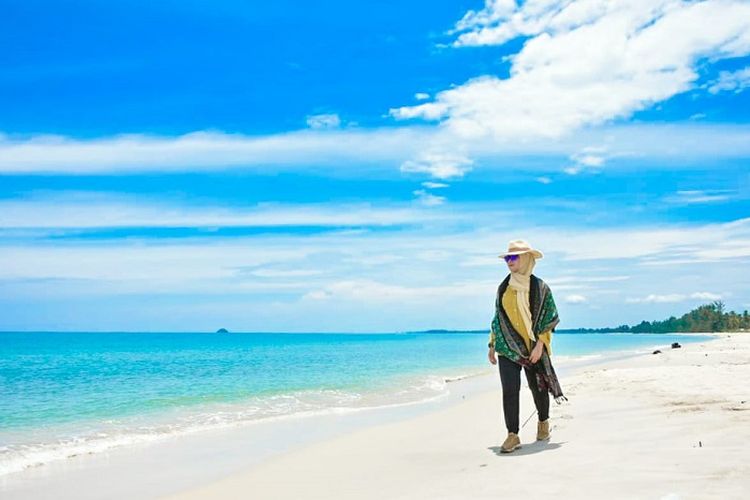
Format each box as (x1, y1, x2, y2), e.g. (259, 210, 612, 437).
(509, 253, 536, 341)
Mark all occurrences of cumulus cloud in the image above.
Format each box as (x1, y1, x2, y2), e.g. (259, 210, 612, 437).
(400, 151, 473, 179)
(392, 0, 750, 139)
(563, 147, 608, 175)
(708, 66, 750, 94)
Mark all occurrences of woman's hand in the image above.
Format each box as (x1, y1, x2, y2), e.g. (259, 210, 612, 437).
(529, 342, 544, 364)
(488, 348, 497, 365)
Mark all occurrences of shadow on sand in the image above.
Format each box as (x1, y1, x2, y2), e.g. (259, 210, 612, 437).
(488, 440, 565, 456)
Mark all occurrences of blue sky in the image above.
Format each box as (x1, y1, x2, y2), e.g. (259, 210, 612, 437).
(1, 0, 749, 332)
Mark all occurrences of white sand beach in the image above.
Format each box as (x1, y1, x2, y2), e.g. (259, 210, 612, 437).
(163, 333, 750, 500)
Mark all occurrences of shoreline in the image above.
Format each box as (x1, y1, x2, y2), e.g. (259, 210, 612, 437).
(1, 333, 733, 499)
(1, 369, 503, 500)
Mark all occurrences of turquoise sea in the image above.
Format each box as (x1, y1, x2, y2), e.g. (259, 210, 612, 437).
(0, 331, 711, 476)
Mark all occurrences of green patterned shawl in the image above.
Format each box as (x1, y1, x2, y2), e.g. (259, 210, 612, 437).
(490, 274, 567, 403)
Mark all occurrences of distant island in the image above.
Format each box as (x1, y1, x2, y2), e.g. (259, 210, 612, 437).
(216, 328, 229, 333)
(413, 302, 749, 334)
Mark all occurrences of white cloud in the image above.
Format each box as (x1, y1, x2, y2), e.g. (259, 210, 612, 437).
(626, 293, 687, 304)
(626, 292, 723, 303)
(708, 66, 750, 94)
(0, 128, 427, 175)
(392, 0, 750, 140)
(2, 123, 750, 175)
(421, 181, 449, 189)
(452, 0, 518, 42)
(690, 292, 723, 301)
(412, 189, 446, 206)
(306, 113, 341, 129)
(572, 151, 605, 167)
(536, 176, 552, 184)
(400, 151, 473, 179)
(0, 191, 450, 229)
(540, 217, 750, 262)
(663, 189, 734, 204)
(415, 92, 430, 100)
(4, 192, 750, 270)
(564, 294, 588, 304)
(301, 279, 495, 304)
(563, 148, 609, 174)
(2, 204, 748, 330)
(0, 241, 310, 288)
(548, 275, 631, 285)
(5, 192, 750, 269)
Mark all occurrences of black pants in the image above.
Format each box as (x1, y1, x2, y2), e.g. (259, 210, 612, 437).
(497, 355, 550, 434)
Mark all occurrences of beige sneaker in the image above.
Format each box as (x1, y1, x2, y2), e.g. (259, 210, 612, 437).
(500, 432, 521, 453)
(537, 419, 550, 441)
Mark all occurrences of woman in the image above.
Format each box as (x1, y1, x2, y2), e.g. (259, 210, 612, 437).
(487, 239, 566, 453)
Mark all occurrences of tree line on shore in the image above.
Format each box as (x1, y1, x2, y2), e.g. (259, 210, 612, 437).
(561, 301, 749, 333)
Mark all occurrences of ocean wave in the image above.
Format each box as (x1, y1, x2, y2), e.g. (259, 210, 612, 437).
(0, 372, 463, 477)
(443, 371, 488, 383)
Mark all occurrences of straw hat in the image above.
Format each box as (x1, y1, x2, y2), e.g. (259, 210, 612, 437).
(498, 239, 544, 259)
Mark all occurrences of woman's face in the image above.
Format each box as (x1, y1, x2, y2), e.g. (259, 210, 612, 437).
(506, 254, 522, 273)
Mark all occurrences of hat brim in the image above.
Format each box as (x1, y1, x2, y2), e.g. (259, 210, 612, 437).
(498, 249, 543, 259)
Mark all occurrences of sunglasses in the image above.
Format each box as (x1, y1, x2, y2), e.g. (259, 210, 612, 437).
(503, 254, 520, 263)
